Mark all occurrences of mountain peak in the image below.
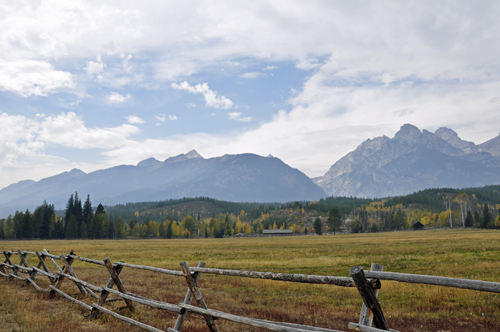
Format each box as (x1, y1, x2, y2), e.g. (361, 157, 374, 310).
(394, 124, 422, 143)
(137, 157, 162, 167)
(186, 150, 203, 159)
(164, 150, 204, 164)
(478, 133, 500, 157)
(435, 127, 478, 154)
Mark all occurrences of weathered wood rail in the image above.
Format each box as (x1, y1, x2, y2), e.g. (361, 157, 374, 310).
(1, 248, 500, 332)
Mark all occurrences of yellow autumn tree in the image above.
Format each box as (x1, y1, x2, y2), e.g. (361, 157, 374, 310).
(235, 217, 243, 233)
(171, 222, 181, 238)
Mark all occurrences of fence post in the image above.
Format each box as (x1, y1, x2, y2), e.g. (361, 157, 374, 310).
(359, 263, 384, 327)
(103, 258, 136, 313)
(60, 253, 88, 295)
(1, 251, 13, 274)
(180, 261, 219, 332)
(36, 251, 56, 284)
(174, 261, 205, 331)
(350, 266, 389, 331)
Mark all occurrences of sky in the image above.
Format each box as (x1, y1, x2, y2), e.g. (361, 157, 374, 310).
(1, 0, 500, 189)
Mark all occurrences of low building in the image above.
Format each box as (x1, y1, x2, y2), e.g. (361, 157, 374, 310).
(262, 229, 293, 236)
(412, 221, 424, 230)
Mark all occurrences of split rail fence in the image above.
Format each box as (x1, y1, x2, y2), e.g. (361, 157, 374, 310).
(1, 248, 500, 332)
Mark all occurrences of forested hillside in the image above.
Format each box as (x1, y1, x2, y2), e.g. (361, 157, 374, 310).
(1, 185, 499, 240)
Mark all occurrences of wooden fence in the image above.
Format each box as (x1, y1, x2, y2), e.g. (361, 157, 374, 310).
(1, 248, 499, 332)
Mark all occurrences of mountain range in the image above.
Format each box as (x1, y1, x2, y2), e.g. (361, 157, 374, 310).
(0, 151, 325, 216)
(314, 124, 500, 197)
(1, 124, 500, 217)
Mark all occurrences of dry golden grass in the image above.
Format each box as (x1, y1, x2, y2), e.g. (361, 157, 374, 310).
(0, 229, 499, 332)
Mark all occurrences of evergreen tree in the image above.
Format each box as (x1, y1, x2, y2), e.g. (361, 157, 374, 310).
(64, 194, 74, 234)
(473, 210, 481, 227)
(73, 192, 83, 236)
(39, 201, 54, 239)
(465, 210, 473, 227)
(89, 213, 106, 239)
(482, 203, 492, 228)
(313, 217, 322, 235)
(159, 223, 166, 238)
(96, 203, 105, 216)
(80, 222, 88, 239)
(53, 218, 64, 239)
(22, 209, 32, 239)
(0, 219, 5, 239)
(82, 195, 93, 228)
(327, 208, 342, 235)
(65, 214, 79, 239)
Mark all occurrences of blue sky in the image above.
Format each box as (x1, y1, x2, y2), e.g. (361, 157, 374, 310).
(1, 1, 500, 189)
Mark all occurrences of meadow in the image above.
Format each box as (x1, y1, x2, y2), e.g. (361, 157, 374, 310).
(0, 229, 499, 332)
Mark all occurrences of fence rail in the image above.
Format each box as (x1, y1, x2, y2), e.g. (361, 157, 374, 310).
(1, 248, 499, 332)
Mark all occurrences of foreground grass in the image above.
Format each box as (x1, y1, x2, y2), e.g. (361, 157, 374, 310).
(0, 229, 499, 332)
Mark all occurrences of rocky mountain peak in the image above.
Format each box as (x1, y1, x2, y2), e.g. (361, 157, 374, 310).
(185, 150, 203, 159)
(478, 133, 500, 157)
(394, 124, 422, 143)
(164, 150, 203, 164)
(434, 127, 478, 154)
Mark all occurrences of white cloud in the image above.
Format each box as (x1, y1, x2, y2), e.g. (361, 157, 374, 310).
(126, 115, 145, 124)
(171, 81, 233, 109)
(169, 115, 178, 120)
(228, 112, 252, 122)
(240, 72, 263, 79)
(295, 58, 320, 70)
(85, 55, 105, 81)
(155, 115, 166, 122)
(0, 59, 74, 97)
(264, 66, 277, 71)
(38, 112, 139, 149)
(108, 92, 131, 103)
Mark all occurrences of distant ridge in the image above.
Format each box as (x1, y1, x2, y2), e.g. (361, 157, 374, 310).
(0, 151, 326, 216)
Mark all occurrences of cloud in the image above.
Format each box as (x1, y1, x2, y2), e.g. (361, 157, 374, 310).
(108, 92, 131, 103)
(264, 66, 277, 71)
(240, 72, 263, 79)
(85, 55, 106, 81)
(37, 112, 139, 149)
(171, 81, 233, 109)
(296, 58, 320, 70)
(228, 112, 252, 122)
(0, 59, 74, 97)
(156, 114, 177, 122)
(126, 115, 145, 124)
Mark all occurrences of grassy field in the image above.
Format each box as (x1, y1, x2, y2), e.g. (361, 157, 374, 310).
(0, 229, 499, 332)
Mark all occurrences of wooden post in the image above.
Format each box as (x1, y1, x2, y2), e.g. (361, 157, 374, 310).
(43, 249, 63, 272)
(174, 261, 205, 331)
(359, 263, 384, 327)
(180, 261, 219, 332)
(36, 251, 56, 284)
(60, 254, 88, 295)
(350, 266, 389, 331)
(1, 251, 13, 274)
(103, 258, 136, 313)
(52, 250, 87, 295)
(91, 259, 131, 319)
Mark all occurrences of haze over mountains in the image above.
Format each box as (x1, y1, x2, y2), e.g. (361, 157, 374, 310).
(1, 124, 500, 217)
(0, 151, 325, 215)
(314, 124, 500, 197)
